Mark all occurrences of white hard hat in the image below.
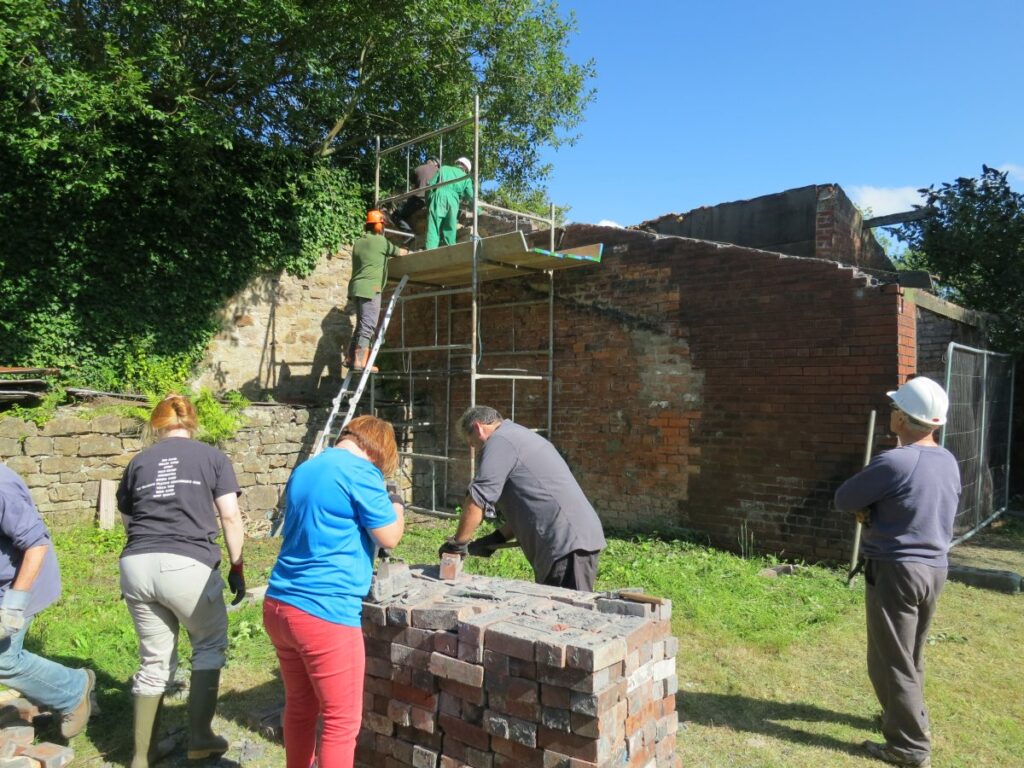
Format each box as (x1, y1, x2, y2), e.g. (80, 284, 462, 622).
(888, 376, 949, 427)
(455, 157, 472, 172)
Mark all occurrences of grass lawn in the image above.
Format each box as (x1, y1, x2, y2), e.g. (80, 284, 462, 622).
(24, 515, 1024, 767)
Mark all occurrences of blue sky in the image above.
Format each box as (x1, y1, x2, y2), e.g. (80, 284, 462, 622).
(540, 1, 1024, 227)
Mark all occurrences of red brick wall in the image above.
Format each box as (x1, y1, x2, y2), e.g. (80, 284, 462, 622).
(391, 225, 915, 561)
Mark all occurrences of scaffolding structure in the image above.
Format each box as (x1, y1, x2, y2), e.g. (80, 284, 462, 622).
(361, 97, 601, 517)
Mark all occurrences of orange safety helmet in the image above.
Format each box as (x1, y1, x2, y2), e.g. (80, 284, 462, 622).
(366, 209, 386, 226)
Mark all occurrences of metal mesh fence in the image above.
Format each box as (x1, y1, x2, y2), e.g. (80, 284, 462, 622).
(941, 343, 1015, 545)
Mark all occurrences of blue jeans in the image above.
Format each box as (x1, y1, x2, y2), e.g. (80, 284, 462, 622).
(0, 617, 87, 714)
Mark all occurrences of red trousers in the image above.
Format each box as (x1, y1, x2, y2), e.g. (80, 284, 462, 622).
(263, 598, 365, 768)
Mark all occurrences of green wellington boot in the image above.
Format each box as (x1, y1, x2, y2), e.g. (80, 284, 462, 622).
(187, 670, 229, 761)
(131, 694, 164, 768)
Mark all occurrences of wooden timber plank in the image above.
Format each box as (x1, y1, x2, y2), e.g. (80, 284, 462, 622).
(0, 379, 48, 389)
(0, 367, 59, 376)
(97, 479, 118, 530)
(390, 231, 600, 286)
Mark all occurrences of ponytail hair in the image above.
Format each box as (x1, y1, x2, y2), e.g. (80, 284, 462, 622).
(148, 394, 198, 440)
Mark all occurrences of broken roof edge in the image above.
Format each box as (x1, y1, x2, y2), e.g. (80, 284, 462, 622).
(630, 182, 894, 274)
(560, 221, 914, 291)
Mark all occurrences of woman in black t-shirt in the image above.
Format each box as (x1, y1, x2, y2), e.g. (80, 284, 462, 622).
(116, 394, 245, 768)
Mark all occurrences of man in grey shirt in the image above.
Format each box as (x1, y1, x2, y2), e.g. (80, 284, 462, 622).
(439, 405, 606, 591)
(834, 376, 960, 768)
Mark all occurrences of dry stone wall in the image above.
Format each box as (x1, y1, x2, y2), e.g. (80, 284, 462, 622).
(0, 405, 324, 531)
(197, 248, 355, 405)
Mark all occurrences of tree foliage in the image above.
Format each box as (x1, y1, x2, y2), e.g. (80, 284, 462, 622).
(0, 0, 593, 392)
(897, 166, 1024, 353)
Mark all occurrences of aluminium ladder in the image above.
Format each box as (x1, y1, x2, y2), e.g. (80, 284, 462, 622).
(312, 275, 410, 456)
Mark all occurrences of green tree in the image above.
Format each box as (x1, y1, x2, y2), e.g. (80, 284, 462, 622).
(0, 0, 593, 392)
(897, 166, 1024, 353)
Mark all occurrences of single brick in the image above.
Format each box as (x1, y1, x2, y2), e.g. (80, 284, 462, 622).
(0, 725, 33, 747)
(483, 622, 538, 661)
(386, 699, 411, 727)
(410, 705, 437, 734)
(439, 553, 463, 581)
(438, 713, 491, 752)
(412, 744, 439, 768)
(565, 635, 627, 672)
(21, 743, 74, 768)
(428, 652, 484, 687)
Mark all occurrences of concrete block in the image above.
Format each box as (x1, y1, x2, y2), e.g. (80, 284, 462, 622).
(947, 565, 1021, 593)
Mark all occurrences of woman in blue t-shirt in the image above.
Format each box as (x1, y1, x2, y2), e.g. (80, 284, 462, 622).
(264, 415, 404, 768)
(117, 394, 246, 767)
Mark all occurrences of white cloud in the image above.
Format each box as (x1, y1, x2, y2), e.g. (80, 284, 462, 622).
(848, 185, 924, 217)
(998, 163, 1024, 182)
(597, 219, 623, 228)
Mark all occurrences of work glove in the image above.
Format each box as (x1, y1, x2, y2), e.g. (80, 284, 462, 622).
(438, 538, 469, 559)
(467, 529, 508, 558)
(386, 481, 404, 511)
(0, 589, 30, 641)
(227, 561, 246, 606)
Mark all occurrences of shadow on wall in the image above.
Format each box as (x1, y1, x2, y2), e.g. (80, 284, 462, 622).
(238, 304, 355, 405)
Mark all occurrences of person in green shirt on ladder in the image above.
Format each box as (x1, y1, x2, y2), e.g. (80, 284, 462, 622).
(346, 210, 406, 372)
(424, 157, 474, 250)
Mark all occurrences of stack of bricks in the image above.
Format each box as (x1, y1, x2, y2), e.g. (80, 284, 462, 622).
(0, 695, 74, 767)
(356, 562, 678, 768)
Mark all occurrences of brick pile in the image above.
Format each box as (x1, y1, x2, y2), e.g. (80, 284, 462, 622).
(356, 562, 678, 768)
(0, 696, 74, 767)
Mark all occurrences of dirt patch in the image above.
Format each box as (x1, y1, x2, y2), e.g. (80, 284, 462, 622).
(948, 514, 1024, 574)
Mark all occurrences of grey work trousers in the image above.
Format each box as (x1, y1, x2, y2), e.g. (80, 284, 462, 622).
(353, 294, 382, 349)
(542, 550, 600, 592)
(120, 552, 229, 696)
(864, 559, 946, 764)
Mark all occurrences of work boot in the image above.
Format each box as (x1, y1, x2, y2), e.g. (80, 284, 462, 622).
(131, 694, 164, 768)
(352, 346, 378, 373)
(61, 668, 95, 739)
(187, 669, 228, 761)
(862, 741, 931, 767)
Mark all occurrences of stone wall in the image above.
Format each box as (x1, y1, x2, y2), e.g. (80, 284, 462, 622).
(196, 249, 356, 405)
(0, 405, 323, 531)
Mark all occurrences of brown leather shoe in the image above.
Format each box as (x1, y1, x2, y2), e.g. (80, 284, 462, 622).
(61, 668, 95, 739)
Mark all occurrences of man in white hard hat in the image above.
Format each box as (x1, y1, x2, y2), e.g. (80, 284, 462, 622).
(424, 157, 473, 250)
(834, 376, 961, 768)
